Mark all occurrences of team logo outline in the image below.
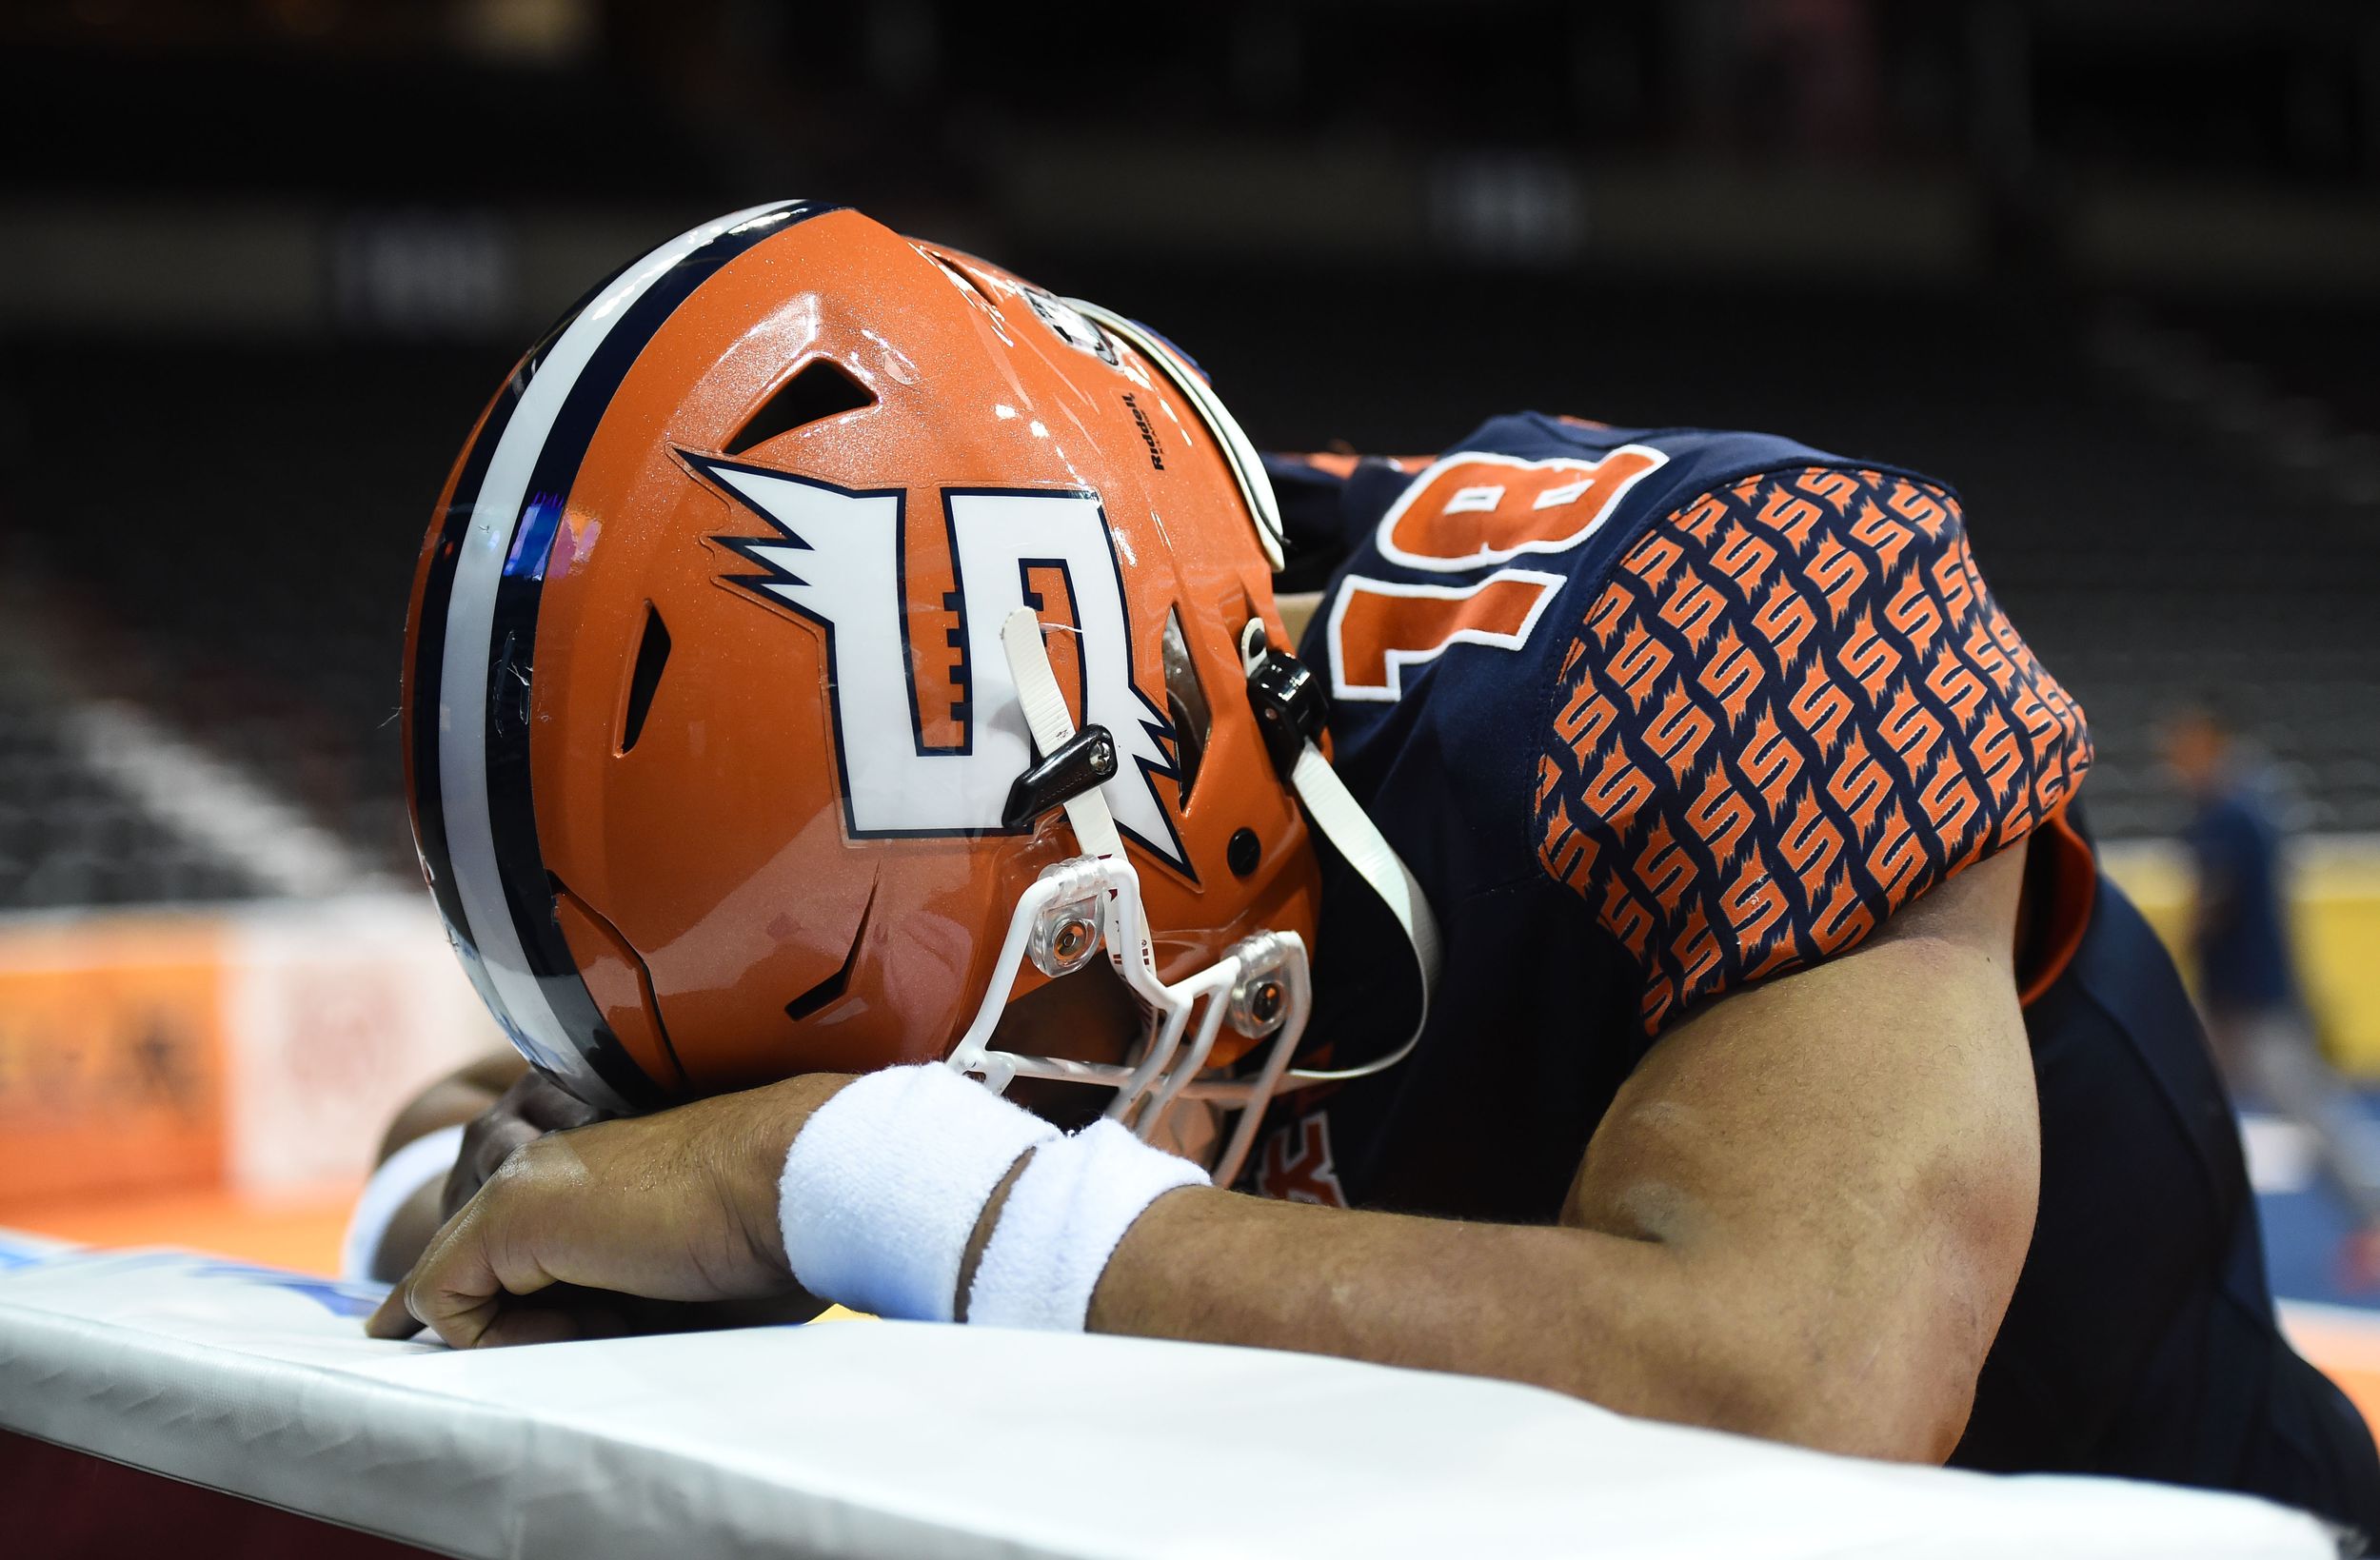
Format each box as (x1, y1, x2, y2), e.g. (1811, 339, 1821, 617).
(685, 448, 1195, 878)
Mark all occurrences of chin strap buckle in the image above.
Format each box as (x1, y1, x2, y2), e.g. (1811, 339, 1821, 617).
(1242, 631, 1330, 780)
(1002, 723, 1119, 830)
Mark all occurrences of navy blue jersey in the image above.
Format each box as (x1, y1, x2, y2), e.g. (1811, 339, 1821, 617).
(1246, 414, 2378, 1530)
(1252, 412, 2088, 1214)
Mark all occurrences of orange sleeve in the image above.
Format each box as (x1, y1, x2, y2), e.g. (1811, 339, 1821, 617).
(1532, 465, 2092, 1036)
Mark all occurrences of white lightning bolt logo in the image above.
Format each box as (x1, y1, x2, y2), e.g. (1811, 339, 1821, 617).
(691, 453, 1191, 877)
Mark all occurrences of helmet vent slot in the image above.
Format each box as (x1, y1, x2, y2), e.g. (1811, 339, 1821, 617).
(922, 249, 1002, 311)
(618, 603, 672, 754)
(1160, 607, 1211, 808)
(784, 885, 874, 1023)
(724, 359, 875, 456)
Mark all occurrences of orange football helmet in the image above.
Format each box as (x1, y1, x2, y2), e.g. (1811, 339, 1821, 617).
(403, 203, 1435, 1180)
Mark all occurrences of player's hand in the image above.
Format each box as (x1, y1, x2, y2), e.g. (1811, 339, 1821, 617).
(367, 1074, 851, 1348)
(440, 1070, 609, 1221)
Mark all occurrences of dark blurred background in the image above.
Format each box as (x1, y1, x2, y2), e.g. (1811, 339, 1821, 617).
(4, 0, 2379, 912)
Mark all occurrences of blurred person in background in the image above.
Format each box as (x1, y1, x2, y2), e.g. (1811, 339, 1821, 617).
(2169, 703, 2380, 1257)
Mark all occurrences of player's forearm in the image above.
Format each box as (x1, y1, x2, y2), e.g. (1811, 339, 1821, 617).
(1081, 857, 2039, 1462)
(1084, 1187, 1803, 1448)
(354, 1056, 522, 1282)
(374, 1050, 523, 1165)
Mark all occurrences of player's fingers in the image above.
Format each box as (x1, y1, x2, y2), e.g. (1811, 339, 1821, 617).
(513, 1073, 606, 1134)
(474, 1305, 585, 1348)
(367, 1202, 477, 1341)
(401, 1180, 564, 1349)
(409, 1257, 508, 1348)
(442, 1115, 539, 1221)
(475, 1116, 541, 1175)
(365, 1282, 425, 1341)
(477, 1292, 634, 1349)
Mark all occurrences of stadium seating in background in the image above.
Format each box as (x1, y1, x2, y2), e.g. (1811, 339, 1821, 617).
(0, 636, 264, 909)
(0, 343, 505, 905)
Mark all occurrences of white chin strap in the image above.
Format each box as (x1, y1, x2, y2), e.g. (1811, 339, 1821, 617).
(942, 608, 1440, 1189)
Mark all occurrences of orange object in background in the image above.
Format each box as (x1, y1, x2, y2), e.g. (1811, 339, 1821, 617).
(0, 917, 228, 1203)
(2282, 1307, 2380, 1442)
(0, 1185, 359, 1274)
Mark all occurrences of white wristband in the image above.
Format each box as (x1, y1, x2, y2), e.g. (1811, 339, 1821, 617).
(777, 1063, 1059, 1322)
(341, 1123, 465, 1283)
(965, 1118, 1208, 1332)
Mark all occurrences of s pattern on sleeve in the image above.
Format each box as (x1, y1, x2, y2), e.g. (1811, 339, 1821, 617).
(1532, 465, 2091, 1036)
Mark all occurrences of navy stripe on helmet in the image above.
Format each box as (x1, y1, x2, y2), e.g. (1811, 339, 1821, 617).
(415, 199, 843, 1110)
(411, 347, 536, 954)
(411, 255, 660, 1002)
